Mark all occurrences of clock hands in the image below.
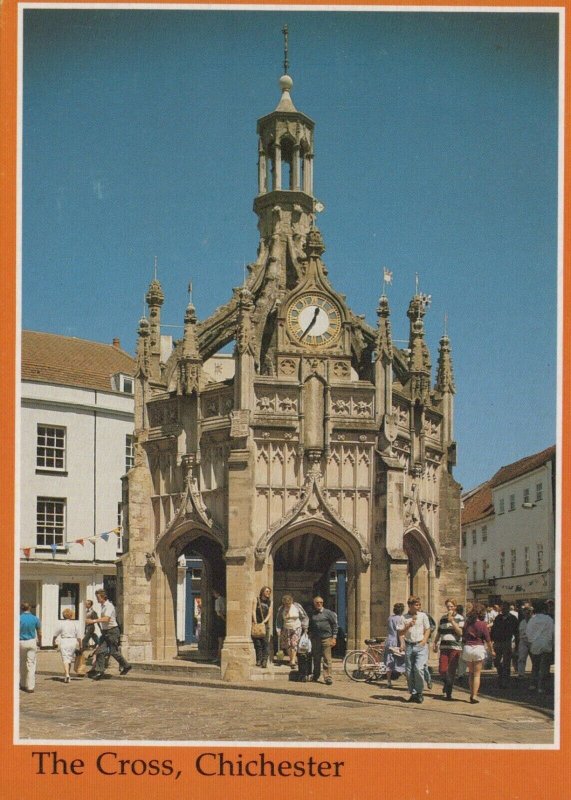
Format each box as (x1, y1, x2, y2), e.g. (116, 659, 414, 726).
(299, 307, 321, 341)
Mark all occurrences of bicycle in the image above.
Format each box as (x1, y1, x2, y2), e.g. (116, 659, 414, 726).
(343, 637, 389, 682)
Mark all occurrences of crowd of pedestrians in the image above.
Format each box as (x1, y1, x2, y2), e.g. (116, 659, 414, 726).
(19, 590, 132, 692)
(257, 590, 339, 684)
(20, 586, 554, 701)
(381, 595, 555, 705)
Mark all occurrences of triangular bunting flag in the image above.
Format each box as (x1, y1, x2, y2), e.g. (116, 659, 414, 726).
(50, 543, 57, 555)
(101, 532, 110, 542)
(23, 548, 31, 559)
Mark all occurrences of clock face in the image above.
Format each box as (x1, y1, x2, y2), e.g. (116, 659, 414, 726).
(286, 294, 342, 347)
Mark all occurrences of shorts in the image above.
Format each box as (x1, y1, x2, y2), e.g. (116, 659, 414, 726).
(462, 644, 486, 663)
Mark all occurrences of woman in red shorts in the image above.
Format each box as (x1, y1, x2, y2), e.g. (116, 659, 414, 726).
(461, 602, 495, 704)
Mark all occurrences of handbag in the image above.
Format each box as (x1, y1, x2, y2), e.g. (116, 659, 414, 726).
(251, 599, 266, 639)
(297, 632, 312, 654)
(251, 622, 266, 638)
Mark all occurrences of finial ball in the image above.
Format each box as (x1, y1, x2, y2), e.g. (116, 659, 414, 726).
(279, 74, 293, 92)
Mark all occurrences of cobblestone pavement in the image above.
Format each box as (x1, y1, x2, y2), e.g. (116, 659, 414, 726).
(18, 651, 555, 744)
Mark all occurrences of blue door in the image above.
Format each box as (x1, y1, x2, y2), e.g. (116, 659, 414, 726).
(184, 557, 203, 643)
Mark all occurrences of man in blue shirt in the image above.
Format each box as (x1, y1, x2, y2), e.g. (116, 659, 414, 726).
(19, 603, 41, 692)
(308, 596, 338, 685)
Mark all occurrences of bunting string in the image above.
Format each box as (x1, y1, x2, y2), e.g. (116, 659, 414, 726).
(20, 527, 122, 558)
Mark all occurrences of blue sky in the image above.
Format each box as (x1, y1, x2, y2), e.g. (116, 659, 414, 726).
(22, 9, 559, 492)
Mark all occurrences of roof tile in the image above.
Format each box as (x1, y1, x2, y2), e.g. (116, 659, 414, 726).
(462, 445, 555, 526)
(462, 482, 493, 526)
(22, 331, 135, 393)
(489, 445, 556, 488)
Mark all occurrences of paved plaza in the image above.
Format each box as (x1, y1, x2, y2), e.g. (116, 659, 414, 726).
(18, 650, 555, 745)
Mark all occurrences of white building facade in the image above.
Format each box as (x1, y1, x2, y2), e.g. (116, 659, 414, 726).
(19, 331, 135, 645)
(461, 446, 556, 605)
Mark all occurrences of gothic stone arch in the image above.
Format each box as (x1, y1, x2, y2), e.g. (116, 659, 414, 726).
(254, 476, 372, 652)
(403, 524, 438, 615)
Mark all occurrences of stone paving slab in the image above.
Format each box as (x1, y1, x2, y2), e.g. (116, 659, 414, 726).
(18, 650, 555, 744)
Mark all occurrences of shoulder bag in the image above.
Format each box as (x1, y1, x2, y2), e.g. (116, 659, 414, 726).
(251, 599, 266, 639)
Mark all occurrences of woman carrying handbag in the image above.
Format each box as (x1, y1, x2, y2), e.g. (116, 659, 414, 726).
(252, 586, 272, 668)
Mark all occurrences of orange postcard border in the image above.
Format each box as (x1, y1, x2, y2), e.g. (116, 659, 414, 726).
(1, 2, 568, 799)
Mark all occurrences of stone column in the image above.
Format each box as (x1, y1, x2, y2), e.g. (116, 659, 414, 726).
(199, 561, 217, 659)
(307, 154, 314, 195)
(221, 548, 256, 681)
(176, 557, 186, 642)
(292, 144, 300, 190)
(346, 561, 370, 651)
(389, 559, 410, 611)
(346, 565, 357, 651)
(357, 565, 371, 646)
(221, 447, 256, 681)
(151, 546, 178, 660)
(274, 144, 282, 191)
(258, 141, 267, 194)
(302, 153, 310, 193)
(118, 464, 154, 663)
(427, 568, 436, 620)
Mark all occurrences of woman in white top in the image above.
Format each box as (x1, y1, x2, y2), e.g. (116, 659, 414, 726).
(275, 594, 308, 670)
(52, 608, 82, 684)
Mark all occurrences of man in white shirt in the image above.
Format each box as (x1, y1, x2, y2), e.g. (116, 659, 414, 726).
(485, 604, 498, 628)
(516, 606, 533, 678)
(90, 590, 132, 680)
(398, 596, 431, 704)
(526, 600, 554, 694)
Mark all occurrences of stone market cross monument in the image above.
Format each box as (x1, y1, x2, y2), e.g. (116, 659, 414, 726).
(118, 50, 466, 681)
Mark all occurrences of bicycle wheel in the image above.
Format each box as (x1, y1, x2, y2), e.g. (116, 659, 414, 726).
(343, 650, 378, 682)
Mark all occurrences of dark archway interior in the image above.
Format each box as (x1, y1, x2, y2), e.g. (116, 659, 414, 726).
(273, 530, 347, 655)
(273, 530, 344, 609)
(176, 534, 225, 658)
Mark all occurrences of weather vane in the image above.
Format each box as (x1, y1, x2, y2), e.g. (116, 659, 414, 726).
(282, 24, 289, 75)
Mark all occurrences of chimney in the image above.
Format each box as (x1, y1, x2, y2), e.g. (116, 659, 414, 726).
(112, 338, 121, 349)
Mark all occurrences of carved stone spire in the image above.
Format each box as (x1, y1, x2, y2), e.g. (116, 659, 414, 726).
(146, 276, 164, 379)
(136, 316, 150, 378)
(233, 286, 256, 422)
(375, 294, 393, 362)
(436, 332, 456, 395)
(375, 293, 396, 451)
(235, 287, 256, 356)
(178, 299, 202, 396)
(407, 293, 432, 404)
(135, 315, 150, 431)
(182, 299, 199, 359)
(436, 327, 456, 450)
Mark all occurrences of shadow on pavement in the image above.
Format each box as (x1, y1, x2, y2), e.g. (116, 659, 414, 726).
(461, 672, 555, 711)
